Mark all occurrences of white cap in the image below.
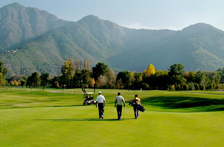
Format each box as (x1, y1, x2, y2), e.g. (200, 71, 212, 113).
(99, 91, 102, 94)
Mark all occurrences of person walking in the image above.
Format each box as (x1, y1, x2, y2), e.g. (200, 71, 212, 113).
(132, 94, 141, 119)
(96, 91, 106, 119)
(115, 92, 125, 120)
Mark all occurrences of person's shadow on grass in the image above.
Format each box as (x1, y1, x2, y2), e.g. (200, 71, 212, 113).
(35, 118, 134, 121)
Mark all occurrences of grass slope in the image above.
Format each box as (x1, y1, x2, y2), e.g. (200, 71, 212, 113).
(0, 88, 224, 146)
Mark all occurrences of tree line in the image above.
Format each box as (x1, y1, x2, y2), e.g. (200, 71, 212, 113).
(1, 59, 224, 91)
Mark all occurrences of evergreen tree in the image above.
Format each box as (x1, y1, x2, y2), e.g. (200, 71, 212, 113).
(92, 62, 108, 81)
(40, 72, 49, 90)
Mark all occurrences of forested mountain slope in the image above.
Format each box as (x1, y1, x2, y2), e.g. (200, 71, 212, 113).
(0, 3, 68, 51)
(1, 3, 224, 76)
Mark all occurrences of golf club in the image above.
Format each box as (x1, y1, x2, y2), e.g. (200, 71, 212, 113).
(123, 105, 125, 119)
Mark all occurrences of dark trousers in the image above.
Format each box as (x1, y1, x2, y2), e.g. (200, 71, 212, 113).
(98, 103, 104, 118)
(116, 105, 123, 119)
(134, 106, 139, 119)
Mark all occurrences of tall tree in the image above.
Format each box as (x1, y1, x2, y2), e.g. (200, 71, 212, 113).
(26, 72, 40, 88)
(87, 59, 90, 70)
(97, 75, 107, 88)
(75, 59, 80, 71)
(169, 63, 185, 77)
(145, 64, 156, 77)
(195, 70, 206, 85)
(20, 79, 26, 88)
(89, 78, 95, 88)
(133, 72, 143, 89)
(73, 70, 82, 87)
(128, 71, 134, 90)
(61, 58, 75, 87)
(40, 72, 49, 90)
(0, 73, 5, 88)
(92, 62, 108, 81)
(184, 71, 196, 83)
(0, 61, 8, 87)
(26, 76, 32, 88)
(79, 60, 83, 71)
(81, 69, 91, 92)
(168, 63, 186, 86)
(49, 76, 60, 88)
(31, 72, 40, 88)
(116, 71, 130, 88)
(84, 58, 87, 69)
(105, 68, 116, 88)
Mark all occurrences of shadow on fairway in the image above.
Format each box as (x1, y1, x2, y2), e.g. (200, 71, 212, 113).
(53, 105, 84, 107)
(35, 118, 135, 122)
(143, 96, 224, 111)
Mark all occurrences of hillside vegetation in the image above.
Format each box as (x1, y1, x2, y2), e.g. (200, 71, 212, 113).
(1, 3, 224, 76)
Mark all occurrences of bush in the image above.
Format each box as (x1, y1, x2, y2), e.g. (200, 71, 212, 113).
(175, 84, 182, 91)
(215, 84, 223, 90)
(169, 85, 175, 91)
(199, 84, 205, 90)
(188, 82, 195, 90)
(194, 83, 200, 90)
(206, 84, 213, 90)
(141, 83, 149, 90)
(183, 84, 189, 90)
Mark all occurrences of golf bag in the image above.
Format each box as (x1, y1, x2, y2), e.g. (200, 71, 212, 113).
(129, 101, 145, 112)
(136, 105, 145, 112)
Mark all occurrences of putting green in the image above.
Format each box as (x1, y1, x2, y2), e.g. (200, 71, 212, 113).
(1, 105, 224, 147)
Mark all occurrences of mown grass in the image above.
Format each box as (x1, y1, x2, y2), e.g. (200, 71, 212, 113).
(1, 87, 224, 147)
(1, 87, 224, 112)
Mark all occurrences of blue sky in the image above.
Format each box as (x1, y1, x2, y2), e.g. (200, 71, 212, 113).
(1, 0, 224, 31)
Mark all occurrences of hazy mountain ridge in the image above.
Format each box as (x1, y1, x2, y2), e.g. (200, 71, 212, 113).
(1, 3, 224, 76)
(0, 3, 69, 51)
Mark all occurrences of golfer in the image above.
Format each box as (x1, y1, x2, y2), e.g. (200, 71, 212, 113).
(132, 94, 141, 119)
(96, 91, 106, 119)
(115, 92, 125, 120)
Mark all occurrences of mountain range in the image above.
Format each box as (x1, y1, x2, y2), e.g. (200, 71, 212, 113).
(1, 3, 224, 76)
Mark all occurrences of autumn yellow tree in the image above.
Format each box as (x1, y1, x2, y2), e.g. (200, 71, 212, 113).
(61, 58, 75, 87)
(14, 80, 19, 86)
(145, 64, 156, 77)
(89, 78, 95, 88)
(10, 81, 14, 86)
(0, 73, 5, 87)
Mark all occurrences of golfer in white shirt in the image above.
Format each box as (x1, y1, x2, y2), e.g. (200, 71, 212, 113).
(96, 91, 106, 119)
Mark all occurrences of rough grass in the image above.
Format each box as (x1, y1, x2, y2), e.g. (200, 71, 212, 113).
(1, 88, 224, 146)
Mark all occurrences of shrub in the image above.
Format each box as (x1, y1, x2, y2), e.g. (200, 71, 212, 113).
(215, 84, 223, 90)
(188, 82, 195, 90)
(170, 85, 175, 91)
(183, 84, 189, 90)
(199, 84, 205, 90)
(141, 83, 149, 90)
(194, 83, 199, 90)
(206, 84, 213, 90)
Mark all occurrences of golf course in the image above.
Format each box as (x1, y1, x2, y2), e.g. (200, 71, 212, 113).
(1, 88, 224, 147)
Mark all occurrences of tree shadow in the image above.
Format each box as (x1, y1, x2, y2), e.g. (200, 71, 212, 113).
(34, 118, 135, 122)
(143, 96, 224, 111)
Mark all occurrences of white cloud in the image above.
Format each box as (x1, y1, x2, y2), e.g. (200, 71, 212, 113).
(126, 23, 180, 31)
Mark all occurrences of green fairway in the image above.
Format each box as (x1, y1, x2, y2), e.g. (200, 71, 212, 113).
(1, 88, 224, 146)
